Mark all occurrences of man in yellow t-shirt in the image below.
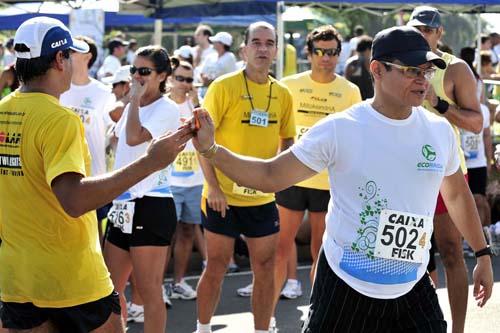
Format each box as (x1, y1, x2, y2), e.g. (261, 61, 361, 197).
(0, 17, 191, 333)
(276, 25, 361, 303)
(408, 7, 483, 333)
(195, 21, 295, 333)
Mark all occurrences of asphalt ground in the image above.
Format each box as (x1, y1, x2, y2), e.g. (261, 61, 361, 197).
(127, 254, 500, 333)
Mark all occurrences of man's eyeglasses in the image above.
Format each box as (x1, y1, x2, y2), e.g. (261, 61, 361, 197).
(312, 47, 341, 57)
(174, 75, 194, 83)
(380, 61, 436, 80)
(130, 66, 156, 76)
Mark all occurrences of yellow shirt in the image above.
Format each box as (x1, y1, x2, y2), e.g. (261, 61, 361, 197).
(0, 91, 113, 307)
(282, 71, 362, 190)
(202, 70, 296, 206)
(283, 44, 297, 77)
(422, 52, 467, 174)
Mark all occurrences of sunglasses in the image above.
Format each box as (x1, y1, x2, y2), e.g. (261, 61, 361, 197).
(415, 26, 437, 34)
(312, 47, 341, 57)
(130, 66, 156, 76)
(174, 75, 194, 83)
(381, 61, 436, 80)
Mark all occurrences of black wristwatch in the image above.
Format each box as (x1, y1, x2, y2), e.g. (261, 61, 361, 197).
(474, 246, 493, 258)
(434, 97, 450, 114)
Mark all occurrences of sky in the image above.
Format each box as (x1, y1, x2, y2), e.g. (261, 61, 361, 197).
(482, 13, 500, 32)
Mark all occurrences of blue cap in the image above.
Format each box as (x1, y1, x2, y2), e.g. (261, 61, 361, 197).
(14, 16, 89, 59)
(407, 6, 442, 29)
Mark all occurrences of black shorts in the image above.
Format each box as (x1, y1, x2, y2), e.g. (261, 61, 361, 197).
(467, 167, 487, 195)
(201, 199, 279, 238)
(105, 196, 177, 251)
(0, 291, 120, 332)
(275, 186, 330, 212)
(302, 251, 446, 333)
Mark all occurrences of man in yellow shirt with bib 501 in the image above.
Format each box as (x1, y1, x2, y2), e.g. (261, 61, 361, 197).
(194, 21, 295, 333)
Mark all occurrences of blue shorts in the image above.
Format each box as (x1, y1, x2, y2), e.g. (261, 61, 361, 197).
(171, 185, 203, 224)
(201, 198, 280, 238)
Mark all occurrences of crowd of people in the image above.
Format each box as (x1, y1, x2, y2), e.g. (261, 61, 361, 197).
(0, 5, 499, 333)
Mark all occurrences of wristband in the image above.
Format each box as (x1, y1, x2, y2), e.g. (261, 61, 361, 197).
(434, 97, 449, 114)
(199, 143, 218, 160)
(474, 245, 493, 258)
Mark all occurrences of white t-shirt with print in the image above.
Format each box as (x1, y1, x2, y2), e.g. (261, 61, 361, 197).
(114, 96, 180, 199)
(461, 104, 490, 169)
(291, 102, 460, 299)
(60, 78, 115, 176)
(169, 99, 204, 187)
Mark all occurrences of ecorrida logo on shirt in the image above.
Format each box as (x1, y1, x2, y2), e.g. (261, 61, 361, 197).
(417, 144, 443, 172)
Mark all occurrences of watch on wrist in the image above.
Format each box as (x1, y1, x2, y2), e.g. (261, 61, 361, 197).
(434, 97, 450, 114)
(474, 245, 493, 258)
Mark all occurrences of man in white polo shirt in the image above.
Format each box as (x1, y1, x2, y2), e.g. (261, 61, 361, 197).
(190, 26, 493, 332)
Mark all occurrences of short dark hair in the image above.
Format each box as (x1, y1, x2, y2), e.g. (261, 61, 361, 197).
(481, 34, 491, 45)
(75, 35, 98, 69)
(354, 25, 365, 36)
(356, 35, 373, 53)
(459, 46, 479, 79)
(108, 39, 126, 55)
(307, 25, 342, 54)
(244, 21, 277, 45)
(14, 44, 70, 83)
(171, 56, 193, 73)
(136, 45, 172, 93)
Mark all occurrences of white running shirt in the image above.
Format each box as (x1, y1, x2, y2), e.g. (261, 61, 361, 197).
(291, 102, 460, 299)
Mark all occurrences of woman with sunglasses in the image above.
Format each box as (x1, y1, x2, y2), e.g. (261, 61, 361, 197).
(104, 45, 180, 333)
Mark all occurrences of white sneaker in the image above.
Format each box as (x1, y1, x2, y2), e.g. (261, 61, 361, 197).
(280, 280, 302, 299)
(162, 284, 173, 308)
(237, 283, 253, 297)
(127, 303, 144, 323)
(171, 279, 197, 300)
(269, 316, 278, 333)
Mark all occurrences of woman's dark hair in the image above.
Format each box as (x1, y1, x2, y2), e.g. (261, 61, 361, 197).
(306, 25, 342, 55)
(14, 43, 70, 83)
(136, 45, 172, 93)
(171, 56, 193, 73)
(459, 47, 479, 79)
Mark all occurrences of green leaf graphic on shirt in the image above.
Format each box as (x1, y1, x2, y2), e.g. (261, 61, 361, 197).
(351, 180, 388, 260)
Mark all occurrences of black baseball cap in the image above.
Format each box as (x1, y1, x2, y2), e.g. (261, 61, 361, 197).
(407, 6, 442, 29)
(371, 26, 446, 69)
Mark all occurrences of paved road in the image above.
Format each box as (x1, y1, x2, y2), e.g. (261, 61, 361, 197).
(128, 255, 500, 333)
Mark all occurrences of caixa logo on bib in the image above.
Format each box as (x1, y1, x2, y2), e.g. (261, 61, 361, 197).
(417, 144, 443, 172)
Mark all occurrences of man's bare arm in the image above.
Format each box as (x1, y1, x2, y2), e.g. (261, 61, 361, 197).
(52, 127, 192, 217)
(444, 62, 483, 133)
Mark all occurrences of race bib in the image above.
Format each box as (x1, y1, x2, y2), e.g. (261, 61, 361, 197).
(296, 126, 310, 141)
(107, 200, 135, 234)
(232, 183, 265, 197)
(174, 151, 199, 172)
(249, 109, 269, 127)
(374, 209, 432, 263)
(462, 134, 480, 160)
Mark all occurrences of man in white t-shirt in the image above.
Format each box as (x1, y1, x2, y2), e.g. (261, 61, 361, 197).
(190, 26, 493, 332)
(192, 24, 217, 97)
(200, 32, 237, 87)
(60, 36, 116, 235)
(97, 38, 128, 80)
